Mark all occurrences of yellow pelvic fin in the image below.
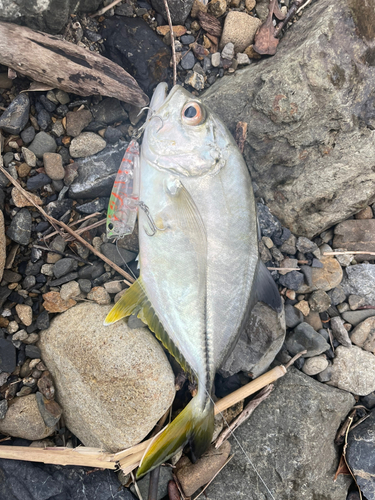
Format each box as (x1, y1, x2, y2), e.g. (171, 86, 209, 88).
(103, 278, 146, 325)
(136, 396, 214, 478)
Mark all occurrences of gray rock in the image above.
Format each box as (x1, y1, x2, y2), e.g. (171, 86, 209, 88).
(348, 294, 366, 310)
(206, 369, 353, 500)
(0, 399, 7, 420)
(342, 264, 375, 305)
(202, 0, 375, 238)
(127, 315, 147, 329)
(285, 303, 303, 328)
(35, 391, 62, 427)
(278, 271, 305, 291)
(347, 411, 375, 500)
(53, 258, 77, 279)
(131, 464, 173, 500)
(296, 236, 318, 254)
(3, 152, 13, 167)
(70, 132, 106, 158)
(221, 42, 235, 60)
(350, 317, 375, 352)
(100, 243, 136, 266)
(317, 364, 333, 382)
(0, 93, 30, 134)
(308, 290, 331, 312)
(257, 203, 282, 238)
(328, 345, 375, 395)
(76, 197, 109, 214)
(342, 309, 375, 326)
(78, 278, 92, 293)
(328, 285, 346, 306)
(181, 51, 196, 70)
(20, 125, 35, 144)
(38, 302, 175, 451)
(0, 211, 5, 282)
(302, 355, 329, 376)
(0, 394, 55, 440)
(27, 173, 52, 190)
(65, 109, 93, 137)
(78, 261, 105, 279)
(28, 131, 57, 158)
(286, 322, 330, 357)
(0, 339, 16, 373)
(330, 316, 352, 348)
(69, 140, 128, 199)
(219, 302, 285, 378)
(91, 98, 128, 124)
(6, 208, 31, 245)
(150, 0, 194, 24)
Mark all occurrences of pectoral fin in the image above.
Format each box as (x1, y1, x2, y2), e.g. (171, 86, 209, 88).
(255, 260, 283, 313)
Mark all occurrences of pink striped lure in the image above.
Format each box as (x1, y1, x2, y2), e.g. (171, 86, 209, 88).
(107, 139, 140, 240)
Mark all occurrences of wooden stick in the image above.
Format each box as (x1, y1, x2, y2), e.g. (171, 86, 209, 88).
(91, 0, 122, 17)
(42, 212, 102, 240)
(0, 164, 135, 284)
(324, 251, 375, 256)
(267, 267, 300, 271)
(0, 22, 148, 106)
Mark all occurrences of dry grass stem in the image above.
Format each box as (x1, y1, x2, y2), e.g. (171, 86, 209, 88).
(91, 0, 123, 17)
(267, 267, 300, 271)
(324, 251, 375, 256)
(0, 164, 135, 284)
(192, 455, 234, 500)
(43, 212, 101, 240)
(163, 0, 177, 86)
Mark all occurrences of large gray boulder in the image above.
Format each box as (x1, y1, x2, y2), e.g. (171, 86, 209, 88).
(202, 0, 375, 238)
(38, 302, 175, 452)
(206, 369, 354, 499)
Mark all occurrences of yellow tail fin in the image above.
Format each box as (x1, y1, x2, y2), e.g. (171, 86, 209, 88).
(136, 395, 214, 478)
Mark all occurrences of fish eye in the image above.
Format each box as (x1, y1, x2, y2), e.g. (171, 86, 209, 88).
(108, 223, 114, 230)
(182, 102, 205, 126)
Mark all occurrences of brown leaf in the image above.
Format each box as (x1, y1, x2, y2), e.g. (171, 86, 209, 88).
(334, 453, 351, 481)
(253, 0, 280, 55)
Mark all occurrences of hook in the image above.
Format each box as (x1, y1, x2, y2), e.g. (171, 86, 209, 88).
(138, 202, 166, 236)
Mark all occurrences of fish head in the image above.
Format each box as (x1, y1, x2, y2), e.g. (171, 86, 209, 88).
(142, 83, 234, 177)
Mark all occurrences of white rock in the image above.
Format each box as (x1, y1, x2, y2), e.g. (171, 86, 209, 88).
(60, 281, 80, 301)
(236, 53, 250, 65)
(302, 355, 329, 376)
(211, 52, 221, 67)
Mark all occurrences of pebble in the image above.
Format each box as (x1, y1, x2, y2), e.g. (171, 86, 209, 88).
(65, 109, 93, 137)
(333, 247, 353, 267)
(185, 70, 205, 91)
(355, 206, 373, 219)
(181, 51, 196, 70)
(60, 281, 81, 301)
(342, 309, 375, 326)
(208, 0, 227, 16)
(87, 286, 111, 305)
(53, 258, 77, 279)
(42, 291, 76, 313)
(18, 163, 31, 178)
(45, 199, 73, 219)
(328, 285, 346, 306)
(308, 290, 331, 313)
(211, 52, 221, 67)
(51, 120, 64, 137)
(43, 153, 65, 180)
(36, 311, 50, 330)
(20, 126, 35, 145)
(104, 281, 123, 294)
(285, 322, 330, 357)
(304, 311, 323, 331)
(221, 42, 235, 60)
(127, 315, 147, 329)
(28, 131, 57, 158)
(177, 442, 231, 497)
(78, 261, 105, 280)
(6, 208, 31, 245)
(3, 152, 14, 167)
(0, 93, 30, 134)
(27, 173, 52, 190)
(296, 236, 318, 254)
(302, 355, 329, 376)
(316, 364, 333, 382)
(245, 0, 256, 10)
(92, 98, 128, 125)
(350, 317, 375, 352)
(104, 126, 123, 144)
(181, 34, 195, 45)
(76, 198, 109, 214)
(37, 108, 51, 130)
(330, 316, 352, 348)
(12, 187, 42, 208)
(294, 300, 310, 317)
(236, 52, 250, 65)
(0, 338, 16, 372)
(0, 399, 8, 419)
(25, 345, 41, 359)
(328, 346, 375, 395)
(337, 302, 349, 314)
(69, 132, 106, 158)
(36, 392, 62, 427)
(49, 272, 79, 287)
(22, 147, 37, 167)
(78, 278, 92, 294)
(100, 243, 136, 266)
(55, 90, 70, 105)
(220, 11, 262, 53)
(298, 255, 343, 293)
(333, 220, 375, 259)
(279, 271, 304, 291)
(285, 304, 303, 328)
(7, 320, 18, 334)
(15, 304, 33, 327)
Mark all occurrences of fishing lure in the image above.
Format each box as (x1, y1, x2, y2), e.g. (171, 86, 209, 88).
(106, 139, 141, 240)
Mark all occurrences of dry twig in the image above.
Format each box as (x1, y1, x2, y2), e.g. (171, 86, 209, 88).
(324, 251, 375, 257)
(90, 0, 122, 17)
(162, 0, 177, 86)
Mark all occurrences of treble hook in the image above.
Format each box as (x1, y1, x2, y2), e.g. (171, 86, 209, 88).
(138, 201, 166, 236)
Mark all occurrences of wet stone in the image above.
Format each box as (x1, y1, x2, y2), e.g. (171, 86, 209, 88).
(285, 304, 303, 329)
(6, 208, 31, 245)
(286, 322, 330, 357)
(308, 290, 331, 313)
(78, 261, 105, 280)
(53, 258, 77, 279)
(28, 131, 57, 158)
(27, 173, 52, 190)
(100, 243, 136, 266)
(0, 93, 30, 134)
(278, 271, 304, 291)
(20, 126, 35, 145)
(0, 339, 16, 372)
(75, 198, 109, 214)
(328, 285, 346, 306)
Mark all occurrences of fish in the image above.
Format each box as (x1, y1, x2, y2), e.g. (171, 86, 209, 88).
(104, 82, 283, 478)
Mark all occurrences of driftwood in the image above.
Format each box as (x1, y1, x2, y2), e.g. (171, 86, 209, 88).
(0, 22, 149, 107)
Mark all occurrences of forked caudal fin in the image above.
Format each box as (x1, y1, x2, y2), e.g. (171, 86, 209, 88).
(137, 395, 214, 478)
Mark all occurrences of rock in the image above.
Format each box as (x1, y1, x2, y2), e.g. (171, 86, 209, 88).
(296, 237, 318, 254)
(330, 316, 352, 348)
(69, 132, 106, 158)
(297, 256, 343, 293)
(304, 311, 323, 331)
(87, 286, 111, 305)
(45, 198, 73, 219)
(286, 323, 330, 357)
(202, 0, 375, 238)
(348, 294, 365, 310)
(42, 153, 65, 180)
(355, 206, 373, 219)
(15, 304, 33, 327)
(103, 281, 123, 294)
(60, 281, 80, 301)
(317, 364, 333, 382)
(0, 94, 30, 134)
(38, 302, 175, 451)
(127, 315, 147, 329)
(25, 345, 41, 359)
(245, 0, 256, 10)
(36, 310, 49, 330)
(0, 395, 55, 440)
(131, 464, 173, 500)
(211, 52, 221, 67)
(35, 392, 62, 427)
(302, 355, 329, 376)
(208, 0, 227, 17)
(91, 98, 128, 124)
(0, 339, 16, 372)
(181, 51, 196, 70)
(0, 211, 5, 282)
(100, 242, 136, 266)
(236, 52, 250, 65)
(103, 17, 171, 94)
(27, 173, 52, 190)
(342, 264, 375, 305)
(42, 291, 76, 313)
(351, 317, 375, 353)
(20, 126, 35, 144)
(76, 198, 109, 214)
(279, 271, 305, 291)
(6, 208, 31, 245)
(221, 42, 235, 60)
(78, 261, 105, 279)
(347, 411, 375, 500)
(151, 0, 193, 23)
(177, 442, 231, 497)
(65, 109, 93, 137)
(285, 304, 303, 328)
(220, 12, 262, 53)
(294, 300, 310, 317)
(0, 458, 133, 500)
(28, 131, 57, 158)
(206, 369, 353, 499)
(308, 290, 331, 312)
(22, 147, 37, 167)
(219, 302, 285, 378)
(328, 345, 375, 395)
(342, 309, 375, 326)
(328, 285, 346, 306)
(333, 220, 375, 261)
(333, 247, 354, 267)
(185, 70, 205, 91)
(53, 258, 77, 279)
(69, 140, 127, 199)
(12, 187, 42, 208)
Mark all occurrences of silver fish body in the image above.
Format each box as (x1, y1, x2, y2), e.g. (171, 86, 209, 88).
(105, 83, 282, 476)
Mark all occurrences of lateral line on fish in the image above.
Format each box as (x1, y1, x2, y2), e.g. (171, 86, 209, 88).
(202, 384, 277, 500)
